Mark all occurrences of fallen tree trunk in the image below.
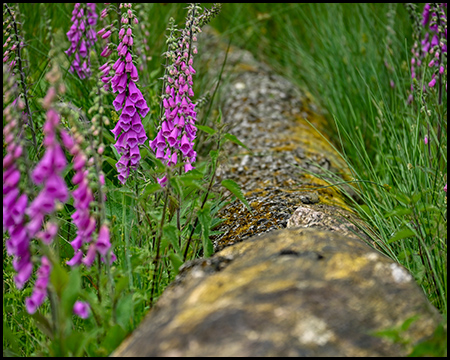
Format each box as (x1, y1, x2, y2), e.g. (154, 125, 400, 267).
(112, 27, 442, 357)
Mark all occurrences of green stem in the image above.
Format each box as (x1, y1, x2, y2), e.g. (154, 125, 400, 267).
(150, 188, 169, 305)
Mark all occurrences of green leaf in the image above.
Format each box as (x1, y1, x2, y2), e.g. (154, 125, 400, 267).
(391, 191, 411, 205)
(221, 179, 252, 213)
(388, 228, 416, 244)
(384, 206, 412, 218)
(31, 312, 53, 339)
(103, 155, 118, 168)
(61, 267, 81, 318)
(168, 250, 183, 275)
(115, 294, 133, 332)
(198, 202, 214, 258)
(102, 128, 115, 144)
(114, 276, 129, 302)
(99, 324, 127, 355)
(142, 183, 161, 198)
(197, 124, 217, 135)
(163, 224, 181, 254)
(416, 204, 439, 213)
(210, 149, 219, 174)
(50, 260, 69, 299)
(224, 133, 250, 151)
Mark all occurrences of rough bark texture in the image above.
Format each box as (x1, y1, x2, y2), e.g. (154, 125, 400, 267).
(111, 27, 442, 357)
(112, 228, 440, 357)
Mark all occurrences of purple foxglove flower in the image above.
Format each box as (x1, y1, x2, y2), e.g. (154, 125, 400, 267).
(102, 30, 112, 39)
(123, 97, 137, 117)
(120, 119, 132, 133)
(101, 45, 113, 57)
(157, 175, 168, 187)
(131, 112, 144, 131)
(137, 102, 150, 118)
(422, 3, 431, 26)
(27, 191, 55, 217)
(179, 134, 192, 156)
(73, 301, 90, 319)
(111, 122, 124, 140)
(428, 77, 436, 87)
(130, 62, 139, 82)
(161, 121, 173, 137)
(67, 250, 83, 267)
(128, 81, 143, 103)
(26, 213, 45, 238)
(36, 222, 59, 245)
(156, 147, 165, 159)
(82, 243, 97, 267)
(14, 260, 33, 290)
(116, 72, 129, 94)
(45, 173, 69, 203)
(25, 256, 51, 314)
(167, 128, 179, 147)
(113, 92, 127, 111)
(184, 162, 195, 173)
(70, 235, 84, 252)
(119, 44, 128, 57)
(168, 151, 178, 167)
(116, 60, 126, 75)
(6, 223, 28, 256)
(129, 146, 141, 166)
(25, 291, 46, 314)
(96, 224, 112, 256)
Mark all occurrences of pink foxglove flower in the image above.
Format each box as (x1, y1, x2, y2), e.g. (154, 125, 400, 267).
(73, 300, 90, 319)
(65, 3, 98, 79)
(25, 256, 51, 314)
(149, 5, 203, 186)
(110, 4, 148, 185)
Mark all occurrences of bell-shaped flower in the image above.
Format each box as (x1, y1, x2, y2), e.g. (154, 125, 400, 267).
(128, 81, 143, 103)
(122, 97, 136, 117)
(167, 127, 179, 147)
(44, 174, 69, 203)
(116, 72, 129, 94)
(82, 243, 97, 267)
(180, 134, 191, 156)
(73, 301, 90, 319)
(113, 92, 127, 111)
(66, 249, 83, 267)
(96, 224, 111, 256)
(129, 145, 141, 166)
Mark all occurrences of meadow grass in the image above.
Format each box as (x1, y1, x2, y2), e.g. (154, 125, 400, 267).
(3, 3, 447, 357)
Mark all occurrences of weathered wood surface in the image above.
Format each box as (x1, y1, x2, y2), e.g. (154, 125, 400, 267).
(111, 27, 442, 357)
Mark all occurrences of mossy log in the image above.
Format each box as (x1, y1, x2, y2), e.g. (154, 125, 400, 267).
(112, 27, 442, 357)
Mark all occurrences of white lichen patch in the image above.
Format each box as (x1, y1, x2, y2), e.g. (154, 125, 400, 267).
(234, 82, 246, 90)
(389, 263, 412, 284)
(364, 252, 379, 261)
(294, 315, 334, 346)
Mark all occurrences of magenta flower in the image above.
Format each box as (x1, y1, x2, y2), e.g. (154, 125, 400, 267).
(65, 3, 98, 79)
(96, 224, 112, 257)
(109, 5, 148, 185)
(149, 5, 203, 186)
(73, 300, 90, 319)
(25, 256, 51, 314)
